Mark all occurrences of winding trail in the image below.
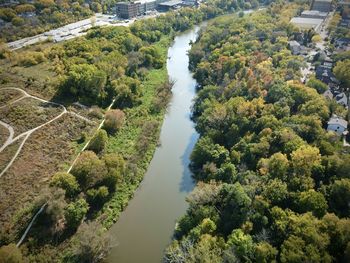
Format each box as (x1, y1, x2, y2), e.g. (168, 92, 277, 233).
(0, 120, 14, 152)
(0, 87, 91, 177)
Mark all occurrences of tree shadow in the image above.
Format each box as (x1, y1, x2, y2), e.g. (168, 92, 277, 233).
(179, 132, 199, 193)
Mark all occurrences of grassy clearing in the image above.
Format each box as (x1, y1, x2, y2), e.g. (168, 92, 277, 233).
(0, 97, 63, 137)
(0, 59, 59, 101)
(0, 89, 23, 107)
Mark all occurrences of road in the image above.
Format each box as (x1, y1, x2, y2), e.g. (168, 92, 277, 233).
(7, 13, 159, 51)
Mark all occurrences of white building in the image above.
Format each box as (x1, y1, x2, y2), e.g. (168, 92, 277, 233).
(290, 17, 323, 31)
(327, 116, 348, 136)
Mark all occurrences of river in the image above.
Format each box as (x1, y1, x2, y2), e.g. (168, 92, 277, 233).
(107, 25, 202, 263)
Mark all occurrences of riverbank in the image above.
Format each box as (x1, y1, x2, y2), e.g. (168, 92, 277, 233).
(107, 24, 201, 263)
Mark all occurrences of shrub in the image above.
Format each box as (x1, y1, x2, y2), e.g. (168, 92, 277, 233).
(50, 172, 79, 198)
(71, 151, 107, 190)
(64, 198, 89, 230)
(86, 186, 109, 207)
(104, 109, 125, 133)
(88, 129, 108, 153)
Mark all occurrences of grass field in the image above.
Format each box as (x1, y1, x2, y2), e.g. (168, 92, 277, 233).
(0, 89, 22, 107)
(0, 97, 63, 137)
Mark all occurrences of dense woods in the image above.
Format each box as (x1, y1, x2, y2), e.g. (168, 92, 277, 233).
(164, 3, 350, 262)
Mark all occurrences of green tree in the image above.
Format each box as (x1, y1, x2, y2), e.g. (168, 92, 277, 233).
(218, 183, 252, 235)
(226, 229, 254, 261)
(267, 152, 289, 180)
(71, 151, 107, 190)
(291, 145, 321, 176)
(102, 153, 125, 191)
(262, 179, 289, 206)
(334, 59, 350, 91)
(86, 186, 109, 207)
(90, 2, 102, 13)
(190, 136, 229, 175)
(64, 198, 89, 230)
(50, 172, 79, 197)
(64, 64, 107, 103)
(88, 129, 108, 153)
(328, 179, 350, 217)
(255, 242, 278, 263)
(297, 189, 328, 217)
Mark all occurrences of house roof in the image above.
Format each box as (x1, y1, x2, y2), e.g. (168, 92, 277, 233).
(289, 40, 300, 47)
(328, 116, 348, 128)
(323, 89, 333, 99)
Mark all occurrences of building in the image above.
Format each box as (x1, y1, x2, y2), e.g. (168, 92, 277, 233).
(311, 0, 332, 12)
(334, 92, 348, 108)
(316, 65, 338, 85)
(157, 0, 183, 11)
(323, 89, 333, 100)
(116, 2, 140, 19)
(288, 40, 301, 55)
(327, 116, 348, 136)
(290, 17, 323, 31)
(136, 0, 157, 14)
(183, 0, 198, 6)
(301, 10, 328, 19)
(335, 37, 350, 48)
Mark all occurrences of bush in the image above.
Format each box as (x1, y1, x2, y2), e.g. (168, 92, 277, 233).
(71, 151, 107, 190)
(50, 172, 80, 198)
(104, 109, 125, 133)
(17, 51, 46, 66)
(64, 198, 89, 230)
(0, 243, 23, 263)
(67, 221, 112, 263)
(86, 186, 109, 207)
(88, 129, 108, 153)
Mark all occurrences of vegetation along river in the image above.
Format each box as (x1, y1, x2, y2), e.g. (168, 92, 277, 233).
(107, 25, 203, 263)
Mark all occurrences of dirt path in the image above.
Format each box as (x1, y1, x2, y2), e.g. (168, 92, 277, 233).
(0, 120, 14, 152)
(0, 87, 92, 178)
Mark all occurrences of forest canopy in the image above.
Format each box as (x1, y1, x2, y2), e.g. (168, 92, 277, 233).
(165, 3, 350, 262)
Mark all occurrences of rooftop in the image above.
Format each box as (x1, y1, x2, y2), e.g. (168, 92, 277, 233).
(301, 10, 328, 17)
(289, 40, 300, 47)
(290, 17, 323, 25)
(136, 0, 156, 4)
(158, 0, 183, 6)
(328, 116, 348, 128)
(290, 17, 323, 31)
